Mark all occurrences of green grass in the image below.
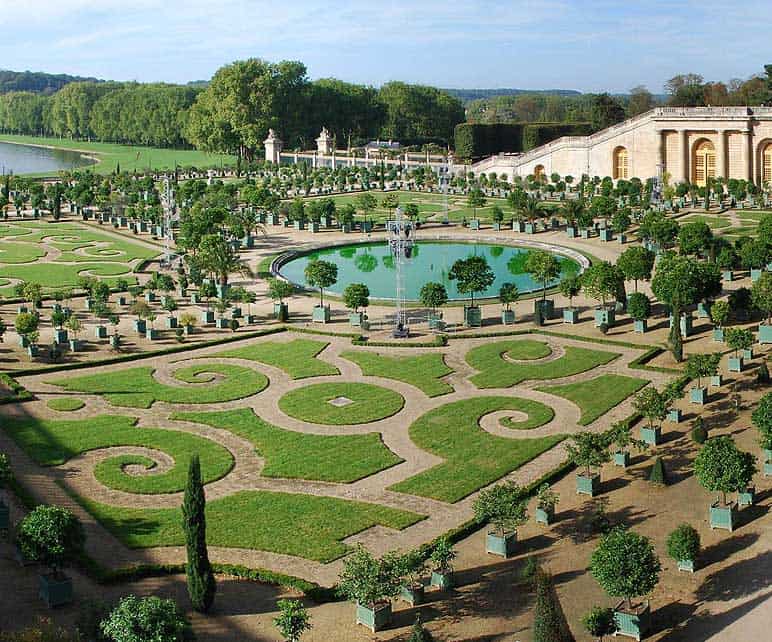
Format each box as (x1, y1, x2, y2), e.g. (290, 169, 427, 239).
(536, 374, 649, 425)
(278, 382, 404, 425)
(0, 134, 233, 176)
(389, 397, 563, 502)
(683, 214, 731, 229)
(74, 489, 423, 562)
(48, 363, 268, 408)
(467, 340, 619, 388)
(1, 415, 233, 494)
(0, 240, 46, 263)
(46, 397, 85, 412)
(340, 350, 454, 397)
(211, 339, 339, 379)
(0, 262, 136, 295)
(172, 408, 401, 483)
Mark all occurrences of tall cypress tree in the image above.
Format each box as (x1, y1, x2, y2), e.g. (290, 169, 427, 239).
(183, 454, 216, 613)
(533, 569, 575, 642)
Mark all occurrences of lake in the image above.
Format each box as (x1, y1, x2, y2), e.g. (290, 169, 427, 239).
(0, 141, 96, 175)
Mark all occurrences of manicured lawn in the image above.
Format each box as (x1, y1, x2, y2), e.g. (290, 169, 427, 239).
(278, 382, 404, 425)
(173, 408, 401, 483)
(389, 396, 563, 502)
(467, 340, 619, 388)
(0, 262, 136, 295)
(48, 363, 268, 408)
(0, 134, 233, 176)
(1, 415, 233, 494)
(46, 397, 85, 412)
(340, 350, 454, 397)
(0, 240, 46, 263)
(74, 489, 423, 562)
(537, 374, 649, 425)
(212, 339, 339, 379)
(683, 214, 731, 229)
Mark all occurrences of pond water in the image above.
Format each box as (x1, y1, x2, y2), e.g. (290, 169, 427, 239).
(0, 142, 95, 175)
(279, 241, 581, 301)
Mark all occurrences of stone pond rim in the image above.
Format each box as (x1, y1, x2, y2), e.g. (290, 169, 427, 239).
(270, 235, 590, 302)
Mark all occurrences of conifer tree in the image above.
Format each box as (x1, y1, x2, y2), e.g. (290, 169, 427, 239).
(183, 454, 216, 612)
(649, 457, 668, 485)
(533, 569, 575, 642)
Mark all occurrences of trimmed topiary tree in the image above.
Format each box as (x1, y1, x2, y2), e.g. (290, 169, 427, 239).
(101, 595, 193, 642)
(473, 481, 528, 557)
(533, 568, 575, 642)
(582, 605, 618, 641)
(182, 455, 216, 613)
(408, 615, 434, 642)
(666, 524, 700, 572)
(566, 432, 610, 495)
(274, 599, 311, 642)
(449, 255, 495, 312)
(648, 457, 668, 485)
(304, 259, 338, 308)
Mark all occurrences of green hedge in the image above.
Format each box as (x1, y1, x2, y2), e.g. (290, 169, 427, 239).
(454, 122, 593, 160)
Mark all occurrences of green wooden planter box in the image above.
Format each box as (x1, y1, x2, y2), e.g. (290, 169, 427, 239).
(640, 426, 661, 446)
(576, 473, 600, 496)
(469, 219, 480, 230)
(0, 500, 9, 532)
(563, 308, 579, 324)
(486, 531, 517, 557)
(525, 222, 537, 234)
(535, 506, 554, 525)
(600, 229, 613, 241)
(534, 298, 555, 320)
(463, 305, 482, 327)
(667, 408, 682, 423)
(566, 226, 577, 238)
(712, 328, 724, 342)
(428, 316, 445, 331)
(68, 339, 82, 352)
(247, 314, 260, 324)
(710, 374, 722, 387)
(764, 461, 772, 476)
(269, 214, 280, 225)
(231, 307, 242, 319)
(738, 486, 755, 506)
(118, 296, 128, 306)
(39, 574, 73, 608)
(594, 307, 615, 327)
(355, 602, 391, 632)
(501, 309, 515, 325)
(618, 233, 627, 243)
(294, 220, 306, 231)
(312, 305, 330, 323)
(697, 301, 711, 318)
(614, 601, 651, 640)
(512, 220, 526, 232)
(580, 228, 591, 238)
(743, 348, 753, 360)
(349, 312, 364, 327)
(430, 570, 453, 590)
(200, 310, 215, 325)
(133, 319, 146, 334)
(399, 584, 425, 606)
(215, 318, 229, 329)
(166, 316, 178, 329)
(94, 325, 107, 339)
(492, 222, 501, 231)
(242, 235, 254, 248)
(83, 298, 94, 311)
(27, 344, 39, 358)
(722, 270, 733, 282)
(110, 335, 120, 349)
(690, 387, 707, 404)
(54, 329, 68, 344)
(727, 357, 743, 372)
(669, 312, 693, 337)
(145, 329, 159, 340)
(758, 324, 772, 344)
(614, 450, 631, 467)
(751, 268, 762, 282)
(709, 502, 738, 531)
(274, 302, 288, 321)
(677, 559, 695, 572)
(144, 291, 156, 303)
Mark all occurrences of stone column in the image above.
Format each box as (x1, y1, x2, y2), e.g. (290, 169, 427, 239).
(657, 130, 666, 174)
(679, 129, 689, 183)
(744, 129, 753, 182)
(716, 130, 728, 180)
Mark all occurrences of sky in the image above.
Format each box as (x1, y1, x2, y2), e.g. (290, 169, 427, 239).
(0, 0, 769, 93)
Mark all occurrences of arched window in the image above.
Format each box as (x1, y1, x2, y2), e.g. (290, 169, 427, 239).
(613, 147, 629, 180)
(693, 140, 716, 187)
(534, 164, 545, 181)
(763, 144, 772, 185)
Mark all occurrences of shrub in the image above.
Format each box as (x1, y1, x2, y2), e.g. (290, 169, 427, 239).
(752, 392, 772, 450)
(273, 599, 311, 642)
(757, 362, 770, 385)
(666, 524, 700, 563)
(626, 292, 651, 321)
(691, 418, 708, 444)
(648, 457, 668, 485)
(473, 481, 528, 535)
(429, 537, 456, 575)
(16, 505, 85, 577)
(100, 595, 193, 642)
(336, 545, 401, 608)
(520, 555, 540, 582)
(582, 606, 617, 641)
(0, 452, 12, 489)
(408, 615, 434, 642)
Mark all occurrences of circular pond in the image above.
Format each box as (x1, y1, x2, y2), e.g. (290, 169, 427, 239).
(278, 241, 584, 301)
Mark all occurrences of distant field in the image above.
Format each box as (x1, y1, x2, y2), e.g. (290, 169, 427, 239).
(0, 134, 233, 175)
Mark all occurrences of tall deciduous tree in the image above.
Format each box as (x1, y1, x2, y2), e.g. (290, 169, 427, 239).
(183, 455, 216, 613)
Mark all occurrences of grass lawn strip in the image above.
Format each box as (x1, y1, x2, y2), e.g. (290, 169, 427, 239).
(0, 240, 46, 263)
(1, 415, 233, 494)
(211, 339, 339, 379)
(47, 363, 268, 408)
(536, 373, 649, 425)
(46, 397, 85, 412)
(467, 340, 619, 388)
(340, 350, 454, 397)
(73, 489, 423, 562)
(278, 382, 404, 425)
(389, 397, 563, 503)
(172, 408, 401, 483)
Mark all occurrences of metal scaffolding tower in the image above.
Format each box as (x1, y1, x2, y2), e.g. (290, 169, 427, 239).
(160, 178, 177, 268)
(386, 207, 415, 338)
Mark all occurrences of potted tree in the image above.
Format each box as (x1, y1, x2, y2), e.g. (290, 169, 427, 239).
(633, 386, 670, 445)
(559, 275, 581, 324)
(16, 505, 85, 607)
(685, 353, 720, 405)
(610, 420, 647, 467)
(717, 245, 737, 282)
(566, 432, 610, 496)
(589, 526, 660, 641)
(396, 549, 426, 606)
(214, 299, 230, 329)
(420, 282, 448, 330)
(66, 315, 83, 351)
(428, 537, 456, 590)
(304, 259, 338, 323)
(343, 283, 370, 327)
(180, 313, 197, 337)
(582, 606, 618, 641)
(473, 481, 528, 557)
(51, 309, 68, 345)
(145, 312, 159, 339)
(448, 255, 494, 327)
(535, 483, 559, 525)
(268, 277, 294, 322)
(130, 300, 151, 335)
(751, 271, 772, 344)
(694, 436, 756, 532)
(499, 282, 519, 325)
(627, 292, 650, 334)
(337, 545, 401, 632)
(0, 453, 11, 532)
(582, 261, 621, 328)
(199, 281, 217, 324)
(751, 392, 772, 476)
(164, 297, 178, 329)
(101, 595, 192, 641)
(710, 300, 729, 342)
(15, 311, 38, 349)
(525, 250, 560, 322)
(273, 599, 311, 642)
(666, 523, 700, 573)
(491, 205, 504, 231)
(725, 327, 753, 372)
